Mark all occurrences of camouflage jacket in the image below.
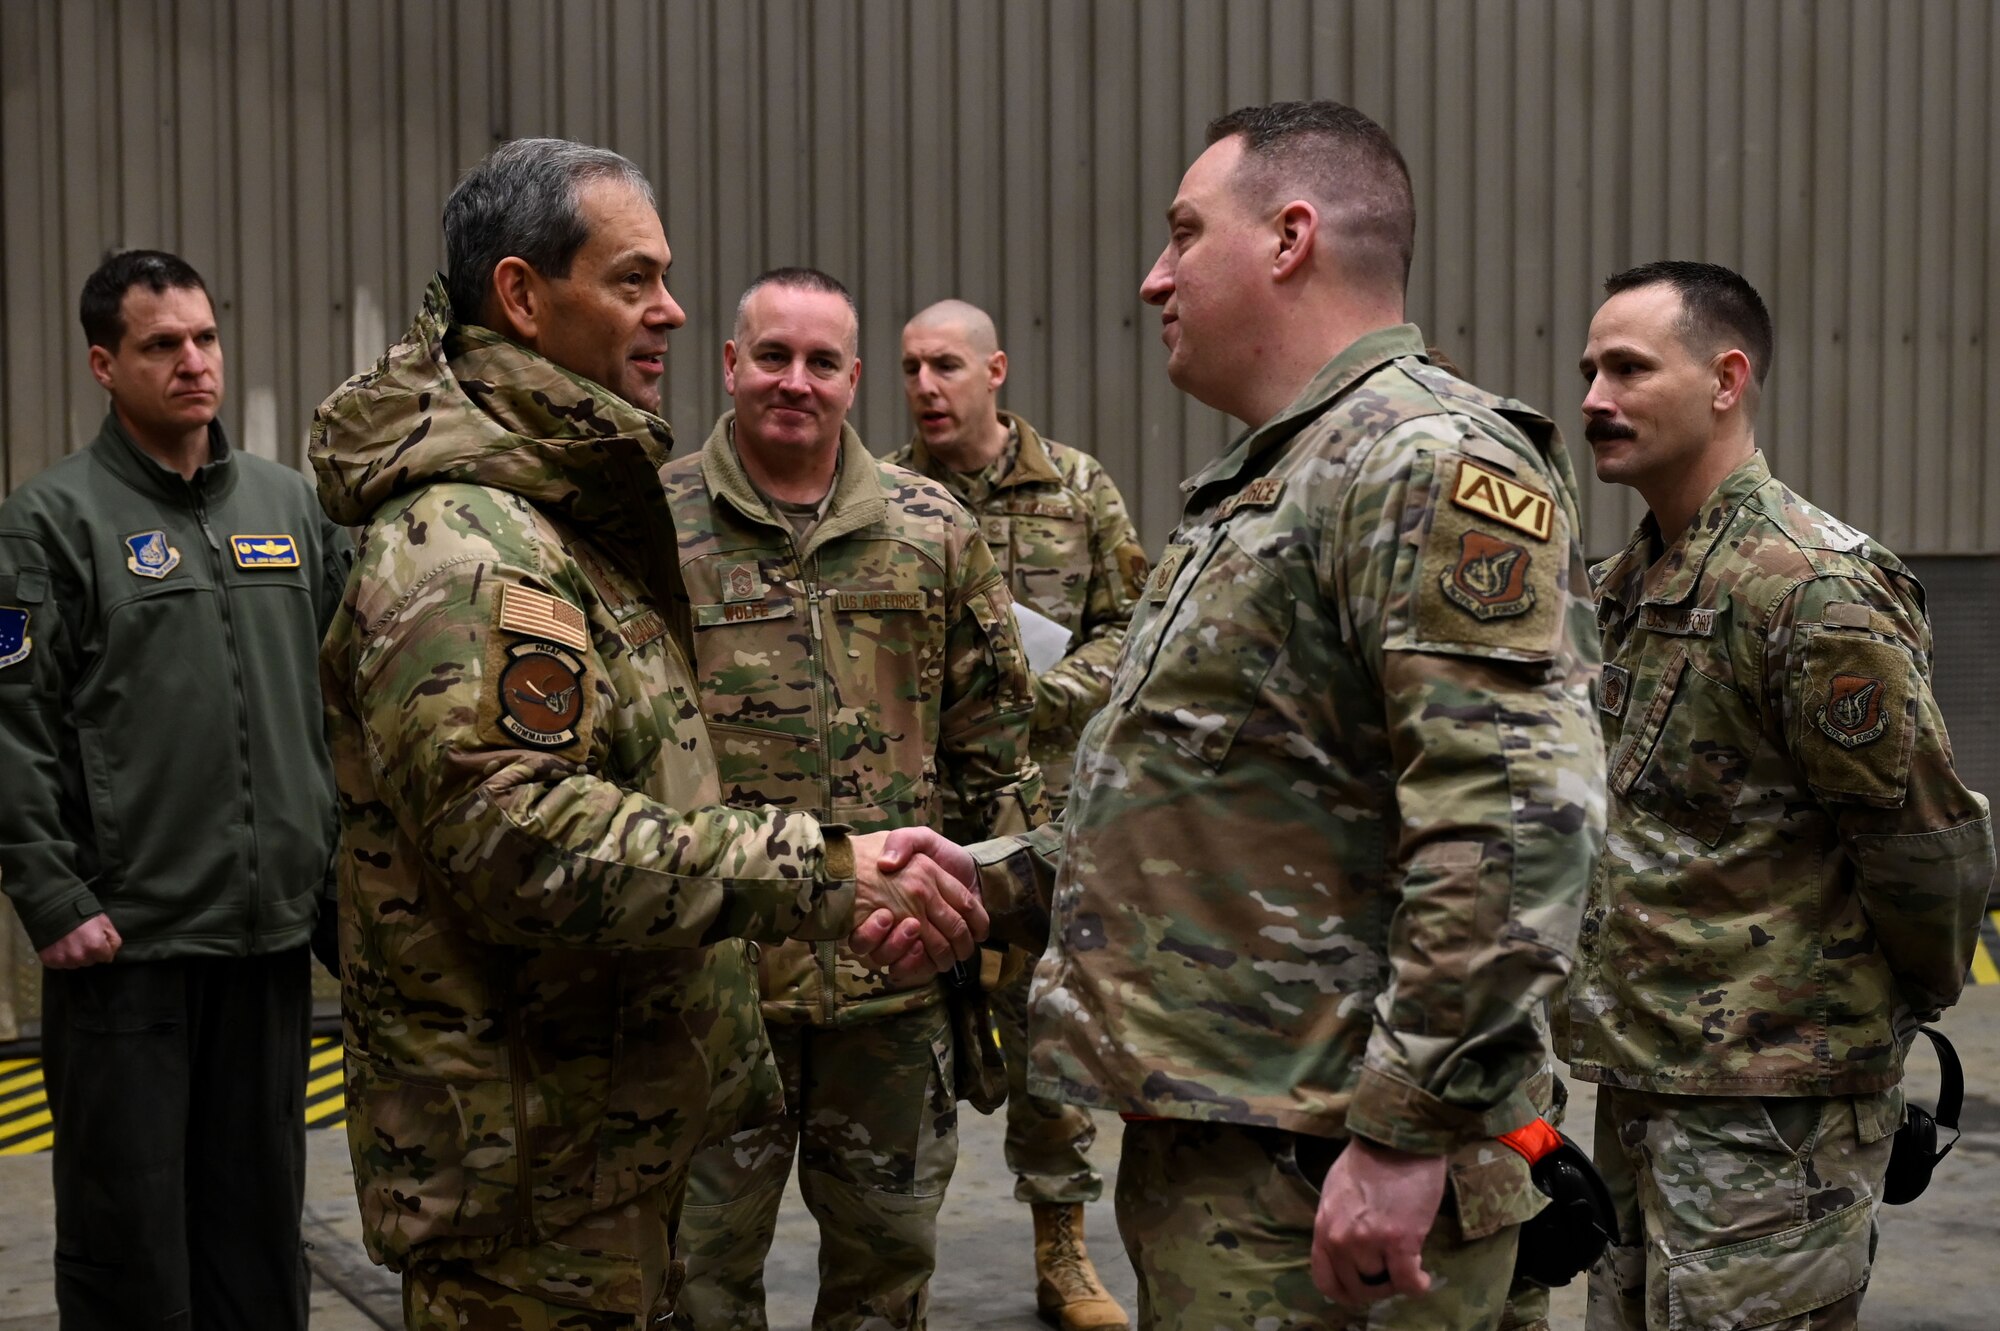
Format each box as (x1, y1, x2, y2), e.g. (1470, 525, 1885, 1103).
(969, 326, 1605, 1179)
(1566, 451, 1994, 1097)
(890, 414, 1149, 807)
(662, 414, 1043, 1025)
(312, 279, 858, 1292)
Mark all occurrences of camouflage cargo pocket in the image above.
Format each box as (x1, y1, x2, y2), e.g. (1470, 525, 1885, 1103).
(1617, 649, 1753, 847)
(1662, 1198, 1872, 1331)
(349, 1058, 525, 1265)
(1448, 1137, 1545, 1241)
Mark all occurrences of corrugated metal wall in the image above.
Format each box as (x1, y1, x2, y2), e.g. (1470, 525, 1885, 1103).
(2, 0, 1997, 559)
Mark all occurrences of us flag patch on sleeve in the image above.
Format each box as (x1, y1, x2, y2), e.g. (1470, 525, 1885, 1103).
(499, 585, 590, 652)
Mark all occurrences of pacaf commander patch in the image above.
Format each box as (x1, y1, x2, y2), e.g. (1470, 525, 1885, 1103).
(498, 641, 585, 748)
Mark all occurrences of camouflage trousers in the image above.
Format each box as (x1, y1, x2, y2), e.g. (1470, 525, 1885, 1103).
(402, 1185, 685, 1329)
(1115, 1120, 1525, 1331)
(989, 958, 1103, 1204)
(1585, 1086, 1900, 1331)
(672, 1003, 958, 1330)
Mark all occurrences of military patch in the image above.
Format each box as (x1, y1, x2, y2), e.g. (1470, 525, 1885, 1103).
(1003, 499, 1078, 519)
(1148, 543, 1192, 603)
(0, 607, 29, 669)
(1441, 531, 1536, 620)
(229, 533, 300, 568)
(619, 610, 669, 649)
(497, 641, 586, 748)
(498, 584, 590, 651)
(831, 590, 925, 612)
(1600, 663, 1630, 717)
(1450, 459, 1552, 542)
(1218, 477, 1284, 519)
(1639, 605, 1717, 637)
(721, 561, 764, 603)
(1114, 541, 1152, 601)
(123, 530, 181, 579)
(1815, 673, 1888, 748)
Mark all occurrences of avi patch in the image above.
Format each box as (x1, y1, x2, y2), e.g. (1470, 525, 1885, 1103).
(0, 607, 29, 669)
(497, 641, 587, 748)
(1442, 531, 1536, 620)
(230, 534, 300, 568)
(1450, 459, 1553, 542)
(123, 530, 181, 579)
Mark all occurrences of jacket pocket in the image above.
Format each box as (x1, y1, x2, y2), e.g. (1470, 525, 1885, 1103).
(74, 726, 128, 886)
(1615, 649, 1753, 847)
(347, 1057, 525, 1264)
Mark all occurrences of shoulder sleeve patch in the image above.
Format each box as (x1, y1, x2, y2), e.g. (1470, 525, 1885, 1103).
(1113, 539, 1151, 602)
(1410, 457, 1566, 660)
(1797, 627, 1914, 806)
(499, 584, 590, 651)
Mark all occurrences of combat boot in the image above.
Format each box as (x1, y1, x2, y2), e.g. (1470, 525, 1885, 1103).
(1032, 1202, 1129, 1331)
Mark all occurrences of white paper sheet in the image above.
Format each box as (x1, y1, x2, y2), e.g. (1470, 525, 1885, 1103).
(1011, 602, 1074, 675)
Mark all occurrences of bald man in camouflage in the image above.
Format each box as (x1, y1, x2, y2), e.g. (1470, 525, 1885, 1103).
(893, 299, 1146, 1331)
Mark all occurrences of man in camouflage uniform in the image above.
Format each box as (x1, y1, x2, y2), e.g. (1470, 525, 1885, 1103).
(891, 297, 1143, 1331)
(662, 268, 1043, 1331)
(313, 142, 987, 1331)
(1568, 261, 1994, 1331)
(897, 101, 1606, 1330)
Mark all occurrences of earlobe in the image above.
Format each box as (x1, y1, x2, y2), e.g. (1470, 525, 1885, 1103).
(1272, 200, 1319, 280)
(87, 347, 115, 392)
(989, 350, 1008, 392)
(491, 257, 538, 340)
(722, 340, 738, 395)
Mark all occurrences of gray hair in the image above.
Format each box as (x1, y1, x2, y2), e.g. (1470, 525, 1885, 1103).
(442, 137, 656, 326)
(734, 266, 859, 355)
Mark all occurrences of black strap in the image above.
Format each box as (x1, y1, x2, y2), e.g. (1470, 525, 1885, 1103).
(1916, 1025, 1963, 1134)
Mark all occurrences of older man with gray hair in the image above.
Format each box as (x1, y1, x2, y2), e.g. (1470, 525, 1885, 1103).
(311, 138, 986, 1329)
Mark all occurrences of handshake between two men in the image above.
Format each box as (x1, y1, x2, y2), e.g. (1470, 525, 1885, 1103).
(843, 828, 990, 985)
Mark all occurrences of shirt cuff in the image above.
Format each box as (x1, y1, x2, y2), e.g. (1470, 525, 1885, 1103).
(1343, 1064, 1537, 1157)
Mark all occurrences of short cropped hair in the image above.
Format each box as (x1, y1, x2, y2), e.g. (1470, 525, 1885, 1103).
(1206, 100, 1416, 290)
(442, 138, 655, 327)
(79, 250, 209, 351)
(735, 267, 859, 351)
(1604, 260, 1774, 386)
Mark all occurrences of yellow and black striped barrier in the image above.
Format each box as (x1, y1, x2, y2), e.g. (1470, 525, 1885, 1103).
(1969, 910, 2000, 988)
(0, 1035, 345, 1157)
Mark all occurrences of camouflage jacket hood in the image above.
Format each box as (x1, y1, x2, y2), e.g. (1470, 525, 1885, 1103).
(312, 276, 677, 544)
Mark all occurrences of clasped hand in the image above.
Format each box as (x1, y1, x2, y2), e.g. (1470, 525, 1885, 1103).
(844, 828, 986, 983)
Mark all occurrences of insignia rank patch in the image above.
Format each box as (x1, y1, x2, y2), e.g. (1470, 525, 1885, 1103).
(1450, 460, 1553, 542)
(0, 607, 29, 669)
(1442, 530, 1536, 620)
(721, 561, 764, 603)
(1147, 543, 1193, 603)
(1816, 672, 1888, 748)
(498, 642, 586, 748)
(1600, 662, 1631, 717)
(230, 534, 300, 568)
(123, 530, 181, 579)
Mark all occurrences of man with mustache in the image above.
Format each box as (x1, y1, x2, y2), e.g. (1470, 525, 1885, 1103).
(313, 145, 983, 1328)
(662, 268, 1043, 1330)
(905, 100, 1606, 1329)
(1569, 260, 1993, 1330)
(892, 297, 1143, 1331)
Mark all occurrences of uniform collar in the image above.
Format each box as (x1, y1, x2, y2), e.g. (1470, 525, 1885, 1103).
(91, 410, 234, 504)
(1597, 450, 1773, 609)
(904, 411, 1061, 494)
(700, 411, 888, 558)
(1181, 323, 1429, 500)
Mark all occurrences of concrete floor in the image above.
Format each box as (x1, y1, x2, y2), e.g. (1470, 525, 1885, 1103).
(2, 986, 1997, 1328)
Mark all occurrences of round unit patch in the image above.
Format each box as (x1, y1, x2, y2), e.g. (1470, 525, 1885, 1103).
(498, 642, 586, 747)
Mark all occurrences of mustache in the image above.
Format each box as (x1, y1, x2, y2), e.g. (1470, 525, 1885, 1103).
(1585, 419, 1638, 445)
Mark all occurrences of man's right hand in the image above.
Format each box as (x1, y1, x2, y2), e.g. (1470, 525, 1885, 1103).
(847, 828, 988, 979)
(38, 913, 122, 969)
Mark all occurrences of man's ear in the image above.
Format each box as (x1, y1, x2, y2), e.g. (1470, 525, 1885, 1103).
(489, 256, 541, 342)
(1713, 348, 1753, 414)
(87, 344, 117, 392)
(722, 339, 739, 396)
(987, 349, 1008, 393)
(1272, 199, 1320, 281)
